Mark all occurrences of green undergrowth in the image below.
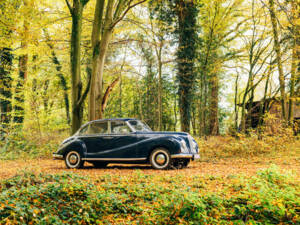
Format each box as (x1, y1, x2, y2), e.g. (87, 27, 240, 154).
(0, 165, 299, 224)
(0, 130, 63, 160)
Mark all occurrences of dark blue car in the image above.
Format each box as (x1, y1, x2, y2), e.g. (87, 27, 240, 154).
(53, 118, 199, 169)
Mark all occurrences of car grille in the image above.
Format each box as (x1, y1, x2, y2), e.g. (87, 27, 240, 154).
(188, 135, 197, 154)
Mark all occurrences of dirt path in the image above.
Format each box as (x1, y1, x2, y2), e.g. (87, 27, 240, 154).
(1, 158, 299, 180)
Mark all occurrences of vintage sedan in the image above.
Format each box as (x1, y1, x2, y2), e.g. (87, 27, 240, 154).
(53, 118, 199, 169)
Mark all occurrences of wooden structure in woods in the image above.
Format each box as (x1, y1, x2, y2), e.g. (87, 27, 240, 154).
(240, 97, 300, 131)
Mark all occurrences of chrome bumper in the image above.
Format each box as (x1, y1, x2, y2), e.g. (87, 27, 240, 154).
(171, 153, 200, 160)
(53, 153, 63, 160)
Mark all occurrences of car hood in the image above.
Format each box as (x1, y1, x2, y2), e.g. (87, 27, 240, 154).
(135, 131, 189, 136)
(61, 136, 75, 145)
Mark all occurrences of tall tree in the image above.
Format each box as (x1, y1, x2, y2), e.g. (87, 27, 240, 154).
(88, 0, 146, 121)
(65, 0, 91, 134)
(176, 0, 198, 132)
(268, 0, 286, 120)
(197, 0, 243, 135)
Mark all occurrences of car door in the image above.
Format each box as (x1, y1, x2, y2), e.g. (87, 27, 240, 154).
(78, 121, 111, 158)
(97, 120, 138, 158)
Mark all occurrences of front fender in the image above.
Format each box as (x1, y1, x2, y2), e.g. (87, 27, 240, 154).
(56, 138, 87, 158)
(136, 136, 182, 158)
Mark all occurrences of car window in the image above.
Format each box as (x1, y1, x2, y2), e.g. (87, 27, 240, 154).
(78, 125, 89, 135)
(128, 120, 152, 132)
(80, 122, 108, 135)
(111, 121, 131, 134)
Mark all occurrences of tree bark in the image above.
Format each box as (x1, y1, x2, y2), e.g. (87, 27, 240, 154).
(88, 0, 106, 121)
(66, 0, 90, 134)
(209, 74, 219, 135)
(268, 0, 286, 120)
(70, 2, 83, 134)
(15, 0, 29, 124)
(157, 43, 163, 131)
(288, 1, 298, 125)
(89, 0, 114, 120)
(176, 0, 197, 132)
(234, 73, 239, 131)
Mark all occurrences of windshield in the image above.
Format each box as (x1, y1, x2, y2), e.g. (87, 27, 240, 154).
(128, 120, 152, 132)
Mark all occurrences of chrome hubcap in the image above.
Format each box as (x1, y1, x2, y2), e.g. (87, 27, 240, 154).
(69, 154, 78, 165)
(156, 153, 166, 165)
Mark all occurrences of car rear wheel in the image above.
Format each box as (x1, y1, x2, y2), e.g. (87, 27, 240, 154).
(65, 151, 84, 169)
(149, 148, 171, 170)
(92, 162, 108, 168)
(172, 159, 190, 169)
(183, 159, 190, 168)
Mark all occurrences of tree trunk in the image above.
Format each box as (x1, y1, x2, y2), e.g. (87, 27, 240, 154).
(288, 1, 298, 125)
(234, 73, 239, 131)
(89, 0, 113, 120)
(268, 0, 286, 120)
(88, 0, 106, 121)
(288, 38, 296, 124)
(0, 48, 13, 129)
(70, 2, 84, 134)
(176, 0, 197, 132)
(209, 74, 219, 135)
(15, 4, 29, 124)
(157, 44, 163, 130)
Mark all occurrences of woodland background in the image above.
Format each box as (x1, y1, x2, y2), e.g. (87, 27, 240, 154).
(0, 1, 300, 224)
(0, 0, 299, 157)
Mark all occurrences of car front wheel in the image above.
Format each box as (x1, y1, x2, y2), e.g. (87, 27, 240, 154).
(149, 148, 171, 170)
(65, 151, 84, 169)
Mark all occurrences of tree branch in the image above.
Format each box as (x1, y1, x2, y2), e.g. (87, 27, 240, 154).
(65, 0, 73, 14)
(77, 67, 91, 107)
(101, 77, 120, 113)
(110, 0, 147, 29)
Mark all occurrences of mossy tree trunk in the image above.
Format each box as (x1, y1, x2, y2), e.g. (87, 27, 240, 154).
(176, 0, 197, 132)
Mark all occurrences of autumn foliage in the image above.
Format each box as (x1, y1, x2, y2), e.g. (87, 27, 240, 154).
(0, 166, 299, 224)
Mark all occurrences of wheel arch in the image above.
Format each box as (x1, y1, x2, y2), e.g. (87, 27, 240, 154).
(146, 145, 170, 161)
(59, 139, 87, 158)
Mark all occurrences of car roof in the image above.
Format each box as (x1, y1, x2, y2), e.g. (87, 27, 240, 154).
(86, 118, 136, 124)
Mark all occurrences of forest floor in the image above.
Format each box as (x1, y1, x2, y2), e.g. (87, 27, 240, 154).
(1, 157, 299, 182)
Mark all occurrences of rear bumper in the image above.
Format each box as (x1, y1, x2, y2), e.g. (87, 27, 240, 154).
(53, 153, 63, 160)
(171, 153, 200, 160)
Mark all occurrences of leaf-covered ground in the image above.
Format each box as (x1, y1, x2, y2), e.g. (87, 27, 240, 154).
(0, 137, 299, 224)
(0, 165, 299, 224)
(1, 157, 299, 181)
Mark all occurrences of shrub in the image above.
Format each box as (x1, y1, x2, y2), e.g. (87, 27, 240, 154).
(0, 166, 299, 224)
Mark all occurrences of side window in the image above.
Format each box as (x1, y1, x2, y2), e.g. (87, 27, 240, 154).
(79, 125, 89, 135)
(86, 122, 108, 135)
(111, 121, 131, 134)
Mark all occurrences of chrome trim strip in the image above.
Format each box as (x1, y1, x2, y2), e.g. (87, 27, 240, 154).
(53, 154, 64, 159)
(82, 157, 147, 161)
(171, 154, 194, 159)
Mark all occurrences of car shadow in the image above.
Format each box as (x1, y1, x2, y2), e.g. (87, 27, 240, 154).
(82, 164, 154, 170)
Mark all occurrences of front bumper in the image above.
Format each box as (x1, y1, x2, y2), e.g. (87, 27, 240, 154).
(53, 153, 63, 160)
(171, 153, 200, 160)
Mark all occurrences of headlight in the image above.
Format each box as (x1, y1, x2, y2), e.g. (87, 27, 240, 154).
(188, 135, 198, 153)
(180, 139, 189, 153)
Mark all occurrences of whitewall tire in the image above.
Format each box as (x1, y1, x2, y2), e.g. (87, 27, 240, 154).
(65, 151, 84, 169)
(149, 148, 171, 170)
